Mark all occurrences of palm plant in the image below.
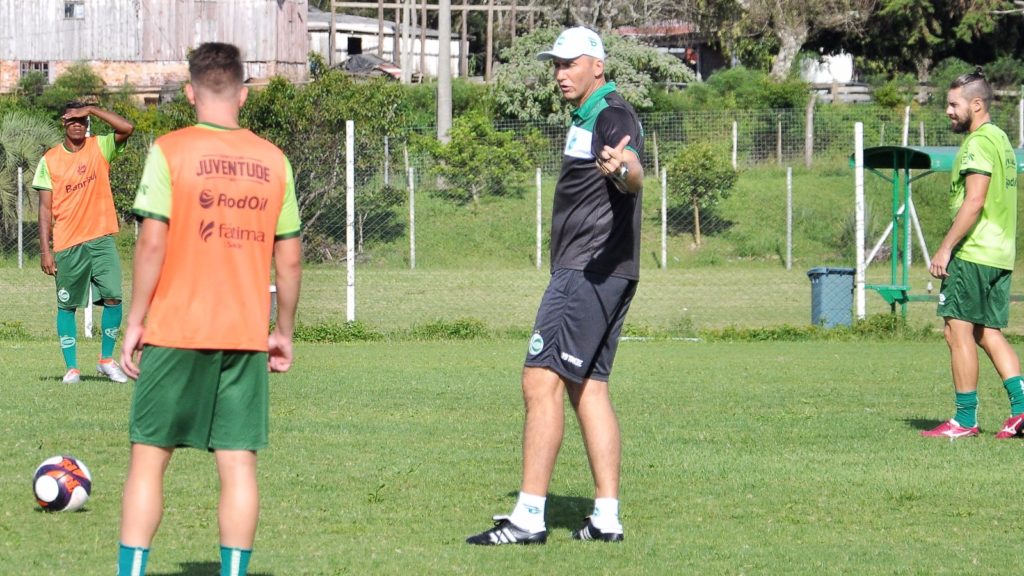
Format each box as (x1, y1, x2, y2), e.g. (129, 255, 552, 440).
(0, 111, 60, 234)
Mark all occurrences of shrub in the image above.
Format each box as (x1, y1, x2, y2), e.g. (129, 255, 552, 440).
(666, 142, 738, 247)
(409, 318, 488, 340)
(294, 321, 384, 342)
(929, 57, 972, 92)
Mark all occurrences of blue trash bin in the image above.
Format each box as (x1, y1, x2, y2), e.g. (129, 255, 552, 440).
(807, 267, 855, 328)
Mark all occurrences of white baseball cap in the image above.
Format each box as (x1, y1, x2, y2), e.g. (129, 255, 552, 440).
(536, 27, 606, 62)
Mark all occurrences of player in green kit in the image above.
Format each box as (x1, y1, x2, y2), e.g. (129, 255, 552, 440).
(921, 68, 1024, 439)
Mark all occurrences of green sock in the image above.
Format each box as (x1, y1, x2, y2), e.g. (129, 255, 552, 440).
(220, 546, 252, 576)
(954, 391, 979, 428)
(1003, 376, 1024, 416)
(101, 302, 122, 359)
(117, 543, 149, 576)
(57, 308, 77, 369)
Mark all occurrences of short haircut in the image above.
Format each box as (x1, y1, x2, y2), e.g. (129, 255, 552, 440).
(188, 42, 244, 95)
(950, 67, 993, 111)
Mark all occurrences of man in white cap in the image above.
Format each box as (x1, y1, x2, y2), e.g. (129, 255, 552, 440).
(467, 26, 644, 546)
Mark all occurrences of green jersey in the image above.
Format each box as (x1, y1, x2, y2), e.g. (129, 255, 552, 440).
(950, 122, 1018, 270)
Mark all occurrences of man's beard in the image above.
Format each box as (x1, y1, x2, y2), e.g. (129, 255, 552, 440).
(950, 112, 971, 134)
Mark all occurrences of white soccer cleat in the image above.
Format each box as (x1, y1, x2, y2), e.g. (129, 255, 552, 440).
(96, 360, 128, 383)
(62, 368, 81, 385)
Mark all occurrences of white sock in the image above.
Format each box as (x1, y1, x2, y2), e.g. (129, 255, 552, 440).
(508, 492, 546, 533)
(591, 498, 622, 533)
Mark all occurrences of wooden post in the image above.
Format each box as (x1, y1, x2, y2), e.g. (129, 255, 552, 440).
(804, 95, 815, 168)
(378, 0, 384, 56)
(510, 0, 517, 38)
(485, 0, 494, 81)
(651, 131, 659, 178)
(394, 7, 401, 68)
(329, 4, 336, 66)
(419, 0, 427, 76)
(459, 6, 468, 77)
(776, 119, 782, 166)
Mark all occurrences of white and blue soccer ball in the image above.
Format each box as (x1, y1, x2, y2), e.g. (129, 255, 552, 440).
(33, 455, 92, 512)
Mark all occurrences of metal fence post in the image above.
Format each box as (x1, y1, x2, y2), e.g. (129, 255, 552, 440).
(409, 166, 416, 270)
(535, 167, 542, 270)
(731, 120, 738, 169)
(17, 166, 23, 269)
(901, 105, 910, 146)
(661, 168, 667, 269)
(854, 122, 866, 320)
(346, 120, 355, 322)
(786, 166, 792, 271)
(384, 135, 390, 187)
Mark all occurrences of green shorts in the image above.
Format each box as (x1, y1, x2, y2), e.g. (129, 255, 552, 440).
(129, 346, 270, 451)
(936, 257, 1013, 328)
(54, 235, 123, 310)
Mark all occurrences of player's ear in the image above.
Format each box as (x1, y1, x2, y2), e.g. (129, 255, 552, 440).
(593, 58, 604, 79)
(239, 86, 249, 108)
(184, 82, 196, 106)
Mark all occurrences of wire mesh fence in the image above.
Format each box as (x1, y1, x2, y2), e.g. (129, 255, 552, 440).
(4, 100, 1024, 340)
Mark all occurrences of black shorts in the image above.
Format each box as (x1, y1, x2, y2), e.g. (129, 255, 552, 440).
(524, 268, 637, 384)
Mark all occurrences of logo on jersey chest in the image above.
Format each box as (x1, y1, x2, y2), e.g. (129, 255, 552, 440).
(564, 125, 594, 160)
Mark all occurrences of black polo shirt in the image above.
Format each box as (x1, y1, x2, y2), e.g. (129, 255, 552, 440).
(550, 82, 643, 280)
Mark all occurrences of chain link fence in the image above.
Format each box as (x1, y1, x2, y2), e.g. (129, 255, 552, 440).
(4, 101, 1024, 339)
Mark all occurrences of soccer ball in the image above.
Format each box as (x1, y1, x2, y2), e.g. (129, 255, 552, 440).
(33, 455, 92, 512)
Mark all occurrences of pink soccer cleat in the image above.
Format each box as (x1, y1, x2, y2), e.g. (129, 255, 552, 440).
(995, 414, 1024, 439)
(920, 420, 979, 439)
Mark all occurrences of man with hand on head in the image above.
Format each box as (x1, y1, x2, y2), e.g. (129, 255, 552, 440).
(34, 102, 134, 384)
(467, 26, 644, 545)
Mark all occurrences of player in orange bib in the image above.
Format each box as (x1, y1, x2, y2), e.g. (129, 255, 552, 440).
(116, 43, 301, 576)
(33, 103, 134, 384)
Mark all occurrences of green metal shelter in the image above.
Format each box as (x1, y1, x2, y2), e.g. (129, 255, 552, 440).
(852, 145, 1024, 315)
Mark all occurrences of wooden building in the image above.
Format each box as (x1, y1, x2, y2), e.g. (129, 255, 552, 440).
(0, 0, 309, 97)
(307, 6, 460, 78)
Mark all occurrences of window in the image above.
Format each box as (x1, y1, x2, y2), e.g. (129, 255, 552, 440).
(347, 37, 363, 56)
(64, 1, 85, 19)
(19, 61, 49, 79)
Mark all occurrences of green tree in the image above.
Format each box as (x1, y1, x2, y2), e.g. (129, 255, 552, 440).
(0, 111, 61, 235)
(734, 0, 875, 80)
(242, 72, 410, 259)
(853, 0, 1019, 84)
(422, 111, 533, 205)
(667, 142, 737, 247)
(35, 62, 107, 113)
(491, 27, 694, 124)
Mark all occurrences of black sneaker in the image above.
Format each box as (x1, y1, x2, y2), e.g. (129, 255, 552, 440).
(572, 517, 624, 542)
(466, 516, 547, 545)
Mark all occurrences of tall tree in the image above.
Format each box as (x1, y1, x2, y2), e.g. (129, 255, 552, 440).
(737, 0, 876, 79)
(853, 0, 1018, 83)
(492, 26, 694, 124)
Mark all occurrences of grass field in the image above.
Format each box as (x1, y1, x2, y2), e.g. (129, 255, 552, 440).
(4, 338, 1024, 575)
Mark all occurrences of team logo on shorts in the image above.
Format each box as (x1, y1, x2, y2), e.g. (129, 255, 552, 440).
(938, 293, 946, 305)
(60, 336, 75, 349)
(57, 288, 70, 303)
(528, 332, 544, 355)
